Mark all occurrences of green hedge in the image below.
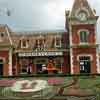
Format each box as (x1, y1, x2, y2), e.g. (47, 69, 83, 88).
(0, 73, 99, 78)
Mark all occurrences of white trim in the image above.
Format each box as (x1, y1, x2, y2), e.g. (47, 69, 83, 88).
(95, 21, 99, 73)
(96, 48, 100, 73)
(75, 7, 89, 18)
(0, 57, 5, 63)
(21, 40, 29, 49)
(78, 29, 89, 44)
(18, 51, 63, 57)
(9, 48, 12, 76)
(78, 29, 89, 35)
(69, 23, 73, 74)
(68, 9, 71, 17)
(77, 54, 93, 61)
(95, 24, 97, 44)
(94, 21, 99, 73)
(70, 48, 73, 74)
(5, 26, 12, 45)
(54, 35, 62, 48)
(69, 22, 72, 45)
(71, 19, 97, 25)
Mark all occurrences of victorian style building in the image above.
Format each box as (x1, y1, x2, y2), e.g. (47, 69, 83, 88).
(0, 0, 99, 76)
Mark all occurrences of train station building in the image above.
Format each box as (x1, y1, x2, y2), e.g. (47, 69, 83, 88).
(0, 0, 99, 76)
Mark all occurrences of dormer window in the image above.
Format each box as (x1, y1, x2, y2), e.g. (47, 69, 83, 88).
(35, 35, 46, 51)
(21, 39, 29, 48)
(22, 40, 27, 47)
(55, 35, 62, 48)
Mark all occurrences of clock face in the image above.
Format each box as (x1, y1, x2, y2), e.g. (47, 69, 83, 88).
(78, 12, 87, 21)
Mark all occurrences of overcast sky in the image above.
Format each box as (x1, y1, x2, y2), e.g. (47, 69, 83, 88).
(0, 0, 99, 42)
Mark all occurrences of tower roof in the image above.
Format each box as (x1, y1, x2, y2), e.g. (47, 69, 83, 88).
(0, 25, 12, 46)
(71, 0, 95, 17)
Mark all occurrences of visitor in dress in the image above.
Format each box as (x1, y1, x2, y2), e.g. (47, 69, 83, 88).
(27, 64, 32, 74)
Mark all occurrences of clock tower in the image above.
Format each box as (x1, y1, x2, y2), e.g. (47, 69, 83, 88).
(67, 0, 99, 74)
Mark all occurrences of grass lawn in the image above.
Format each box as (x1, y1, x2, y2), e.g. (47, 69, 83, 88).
(0, 76, 100, 99)
(78, 76, 100, 88)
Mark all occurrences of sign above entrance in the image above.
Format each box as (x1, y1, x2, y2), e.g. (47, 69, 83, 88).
(18, 52, 63, 57)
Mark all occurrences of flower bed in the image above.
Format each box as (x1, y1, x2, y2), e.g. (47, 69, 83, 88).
(48, 78, 64, 85)
(11, 80, 48, 92)
(0, 80, 16, 87)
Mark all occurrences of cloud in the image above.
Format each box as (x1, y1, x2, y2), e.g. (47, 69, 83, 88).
(0, 0, 99, 44)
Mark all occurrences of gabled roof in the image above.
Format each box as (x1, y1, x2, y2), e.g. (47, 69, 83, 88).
(11, 31, 66, 49)
(70, 0, 95, 17)
(0, 24, 68, 50)
(0, 25, 12, 46)
(11, 29, 66, 35)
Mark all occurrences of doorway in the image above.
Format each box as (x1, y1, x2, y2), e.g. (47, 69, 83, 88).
(34, 58, 48, 73)
(79, 56, 91, 74)
(37, 64, 43, 72)
(0, 59, 3, 75)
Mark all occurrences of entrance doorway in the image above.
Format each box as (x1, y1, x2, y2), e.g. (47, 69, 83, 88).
(0, 59, 3, 75)
(36, 64, 43, 72)
(19, 58, 33, 74)
(79, 56, 91, 74)
(34, 58, 48, 73)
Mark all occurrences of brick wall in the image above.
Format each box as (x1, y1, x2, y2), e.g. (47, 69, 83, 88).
(72, 48, 97, 74)
(0, 50, 9, 76)
(72, 24, 96, 44)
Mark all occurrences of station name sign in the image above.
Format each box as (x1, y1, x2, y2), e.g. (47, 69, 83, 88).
(18, 52, 63, 57)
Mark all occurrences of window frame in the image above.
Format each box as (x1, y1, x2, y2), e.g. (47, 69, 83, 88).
(0, 32, 4, 42)
(77, 54, 93, 61)
(35, 36, 46, 51)
(21, 39, 29, 49)
(78, 29, 89, 44)
(55, 35, 62, 48)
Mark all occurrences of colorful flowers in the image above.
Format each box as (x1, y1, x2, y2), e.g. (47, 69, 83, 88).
(0, 80, 16, 87)
(48, 78, 64, 85)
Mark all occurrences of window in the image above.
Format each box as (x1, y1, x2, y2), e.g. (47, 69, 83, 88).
(35, 38, 46, 51)
(21, 40, 29, 48)
(79, 56, 91, 73)
(22, 40, 26, 47)
(55, 36, 61, 48)
(35, 39, 41, 50)
(80, 31, 88, 43)
(1, 33, 4, 37)
(0, 33, 4, 42)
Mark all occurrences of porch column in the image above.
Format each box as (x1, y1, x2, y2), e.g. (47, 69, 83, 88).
(70, 48, 74, 74)
(9, 48, 13, 76)
(96, 49, 100, 73)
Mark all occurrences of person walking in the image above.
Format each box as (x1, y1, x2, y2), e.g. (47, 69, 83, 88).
(27, 63, 32, 74)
